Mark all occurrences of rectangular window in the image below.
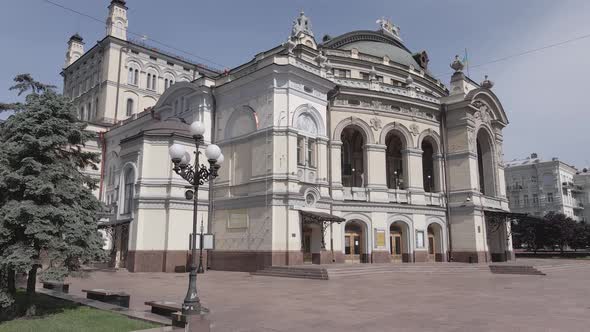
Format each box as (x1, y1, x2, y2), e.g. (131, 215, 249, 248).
(533, 194, 539, 205)
(524, 195, 529, 207)
(297, 136, 305, 166)
(360, 72, 370, 80)
(547, 193, 554, 203)
(375, 75, 384, 82)
(307, 139, 316, 168)
(333, 68, 351, 78)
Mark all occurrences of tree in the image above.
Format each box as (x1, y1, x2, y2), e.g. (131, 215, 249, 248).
(0, 74, 56, 113)
(544, 212, 575, 253)
(569, 221, 590, 251)
(0, 75, 105, 313)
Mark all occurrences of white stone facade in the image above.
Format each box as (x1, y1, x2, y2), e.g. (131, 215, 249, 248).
(64, 3, 514, 271)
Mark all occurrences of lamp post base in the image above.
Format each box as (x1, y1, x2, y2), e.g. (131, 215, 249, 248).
(172, 308, 211, 330)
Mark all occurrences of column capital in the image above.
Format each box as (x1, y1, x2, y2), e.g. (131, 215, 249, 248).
(364, 144, 387, 152)
(402, 148, 423, 157)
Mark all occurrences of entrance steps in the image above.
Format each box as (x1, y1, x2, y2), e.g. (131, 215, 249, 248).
(251, 266, 329, 280)
(252, 264, 490, 280)
(252, 261, 590, 280)
(327, 264, 490, 279)
(489, 265, 545, 275)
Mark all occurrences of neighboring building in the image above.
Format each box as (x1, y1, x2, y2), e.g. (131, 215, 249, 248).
(574, 168, 590, 222)
(68, 1, 514, 272)
(504, 153, 585, 221)
(60, 0, 217, 201)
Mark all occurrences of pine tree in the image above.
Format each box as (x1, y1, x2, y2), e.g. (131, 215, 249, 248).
(0, 75, 106, 312)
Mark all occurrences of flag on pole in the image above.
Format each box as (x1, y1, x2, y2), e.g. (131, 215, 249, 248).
(463, 48, 470, 77)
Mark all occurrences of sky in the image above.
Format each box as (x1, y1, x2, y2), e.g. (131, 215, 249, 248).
(1, 0, 589, 167)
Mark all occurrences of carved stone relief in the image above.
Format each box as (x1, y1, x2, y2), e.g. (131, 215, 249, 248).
(467, 127, 475, 151)
(409, 123, 420, 136)
(370, 117, 382, 131)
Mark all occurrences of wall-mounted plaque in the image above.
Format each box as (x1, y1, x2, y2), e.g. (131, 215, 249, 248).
(375, 229, 386, 248)
(227, 209, 248, 229)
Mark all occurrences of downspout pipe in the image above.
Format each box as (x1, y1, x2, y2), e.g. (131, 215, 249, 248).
(98, 131, 107, 202)
(440, 103, 453, 261)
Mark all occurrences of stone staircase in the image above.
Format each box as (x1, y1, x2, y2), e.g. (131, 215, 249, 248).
(252, 264, 490, 280)
(327, 264, 490, 279)
(252, 261, 590, 280)
(251, 266, 329, 280)
(489, 265, 545, 275)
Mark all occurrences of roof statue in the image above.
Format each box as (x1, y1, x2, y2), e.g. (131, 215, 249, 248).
(450, 55, 465, 72)
(291, 11, 314, 38)
(481, 75, 495, 89)
(376, 17, 402, 41)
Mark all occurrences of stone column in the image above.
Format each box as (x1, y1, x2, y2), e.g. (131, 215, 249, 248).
(403, 148, 425, 205)
(330, 141, 343, 200)
(365, 144, 388, 202)
(433, 153, 444, 193)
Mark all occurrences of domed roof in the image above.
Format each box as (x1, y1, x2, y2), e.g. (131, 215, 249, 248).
(322, 30, 423, 71)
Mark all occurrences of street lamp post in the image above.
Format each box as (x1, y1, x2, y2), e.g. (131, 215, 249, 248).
(168, 121, 223, 316)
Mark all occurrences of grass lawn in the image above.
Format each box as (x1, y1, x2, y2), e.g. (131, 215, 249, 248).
(0, 291, 158, 332)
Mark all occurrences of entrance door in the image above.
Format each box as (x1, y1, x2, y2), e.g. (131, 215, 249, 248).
(345, 233, 362, 263)
(303, 230, 312, 263)
(428, 234, 435, 261)
(390, 232, 403, 262)
(118, 224, 129, 269)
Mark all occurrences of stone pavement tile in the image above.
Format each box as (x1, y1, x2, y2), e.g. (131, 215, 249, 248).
(60, 259, 590, 332)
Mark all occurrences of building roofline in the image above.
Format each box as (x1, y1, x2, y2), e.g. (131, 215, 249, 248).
(61, 36, 220, 76)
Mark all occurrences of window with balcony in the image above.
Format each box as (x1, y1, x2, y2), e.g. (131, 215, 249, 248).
(386, 131, 405, 190)
(547, 193, 554, 203)
(341, 126, 365, 187)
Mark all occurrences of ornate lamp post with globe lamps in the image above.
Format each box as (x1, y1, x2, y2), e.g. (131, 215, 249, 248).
(168, 121, 223, 316)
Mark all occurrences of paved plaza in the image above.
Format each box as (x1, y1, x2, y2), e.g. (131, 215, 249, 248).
(61, 259, 590, 332)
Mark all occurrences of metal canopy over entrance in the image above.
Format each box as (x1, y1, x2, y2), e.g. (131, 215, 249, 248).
(300, 210, 345, 264)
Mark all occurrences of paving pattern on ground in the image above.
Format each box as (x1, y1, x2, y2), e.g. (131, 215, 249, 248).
(60, 259, 590, 332)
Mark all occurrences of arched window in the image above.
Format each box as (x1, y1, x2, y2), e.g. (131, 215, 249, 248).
(115, 21, 124, 38)
(94, 97, 99, 119)
(295, 113, 319, 168)
(146, 73, 152, 89)
(152, 74, 157, 91)
(79, 106, 86, 121)
(127, 68, 134, 84)
(341, 126, 365, 187)
(476, 129, 495, 196)
(123, 167, 134, 214)
(134, 69, 139, 85)
(126, 98, 134, 116)
(385, 132, 405, 189)
(87, 102, 92, 121)
(422, 139, 435, 192)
